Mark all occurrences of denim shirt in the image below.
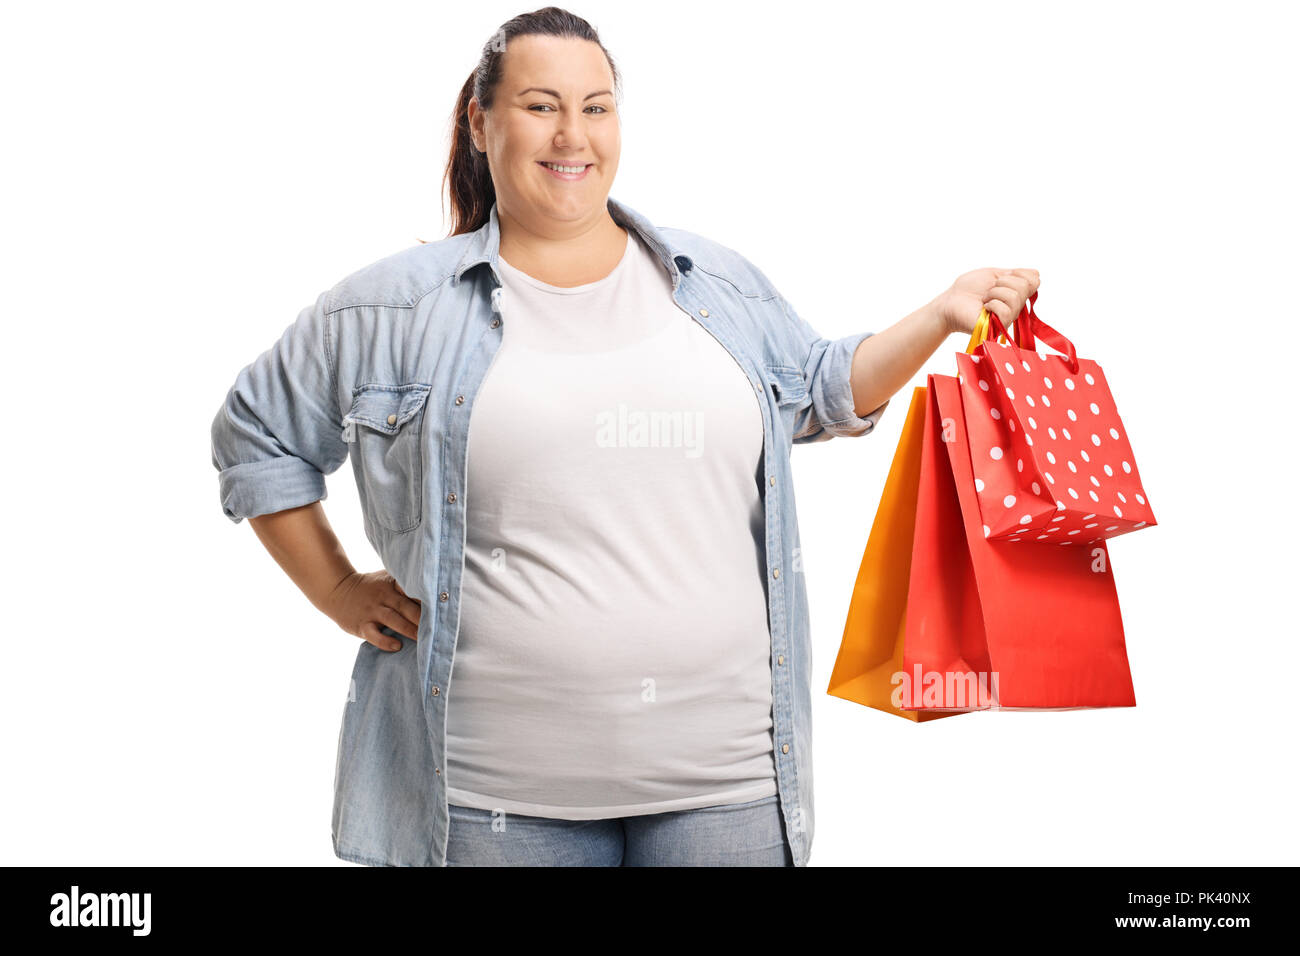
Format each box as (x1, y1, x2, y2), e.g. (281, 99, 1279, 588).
(210, 195, 890, 866)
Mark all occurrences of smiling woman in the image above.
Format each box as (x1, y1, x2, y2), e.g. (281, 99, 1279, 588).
(212, 3, 1035, 872)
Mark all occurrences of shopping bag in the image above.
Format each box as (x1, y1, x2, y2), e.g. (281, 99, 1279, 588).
(829, 313, 1139, 716)
(900, 368, 1137, 710)
(826, 386, 965, 720)
(955, 294, 1156, 543)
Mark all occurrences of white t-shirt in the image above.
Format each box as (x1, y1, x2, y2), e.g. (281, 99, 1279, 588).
(444, 228, 778, 819)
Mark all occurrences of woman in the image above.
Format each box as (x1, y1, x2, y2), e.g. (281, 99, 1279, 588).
(210, 7, 1038, 867)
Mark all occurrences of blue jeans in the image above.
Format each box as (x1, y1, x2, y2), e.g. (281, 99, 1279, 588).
(445, 793, 793, 866)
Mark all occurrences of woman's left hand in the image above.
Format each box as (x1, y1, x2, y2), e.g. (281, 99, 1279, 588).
(936, 267, 1041, 337)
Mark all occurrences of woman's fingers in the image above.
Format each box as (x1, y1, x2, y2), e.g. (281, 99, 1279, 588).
(389, 579, 422, 633)
(360, 620, 402, 653)
(376, 604, 418, 643)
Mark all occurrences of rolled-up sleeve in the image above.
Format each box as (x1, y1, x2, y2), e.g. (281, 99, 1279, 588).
(777, 295, 891, 444)
(210, 291, 349, 523)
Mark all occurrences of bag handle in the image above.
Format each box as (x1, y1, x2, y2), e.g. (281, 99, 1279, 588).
(968, 292, 1080, 375)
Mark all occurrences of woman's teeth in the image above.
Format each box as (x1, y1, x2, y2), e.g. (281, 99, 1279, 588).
(542, 162, 589, 173)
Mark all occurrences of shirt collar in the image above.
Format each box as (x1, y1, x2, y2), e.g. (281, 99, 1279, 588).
(453, 195, 694, 291)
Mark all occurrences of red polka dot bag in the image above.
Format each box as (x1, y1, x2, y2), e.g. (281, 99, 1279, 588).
(954, 293, 1156, 544)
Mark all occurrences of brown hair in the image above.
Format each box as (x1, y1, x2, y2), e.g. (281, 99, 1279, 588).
(439, 7, 622, 237)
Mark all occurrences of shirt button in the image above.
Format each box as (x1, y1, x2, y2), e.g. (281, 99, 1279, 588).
(439, 591, 449, 602)
(777, 654, 784, 666)
(455, 395, 465, 405)
(769, 475, 775, 486)
(447, 492, 457, 503)
(698, 307, 709, 317)
(387, 413, 397, 426)
(431, 686, 440, 696)
(773, 568, 781, 579)
(781, 744, 790, 754)
(435, 767, 441, 775)
(491, 318, 501, 328)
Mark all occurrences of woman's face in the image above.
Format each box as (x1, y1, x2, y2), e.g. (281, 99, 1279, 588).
(469, 34, 620, 231)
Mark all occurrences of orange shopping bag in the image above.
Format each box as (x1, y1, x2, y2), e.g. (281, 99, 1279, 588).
(826, 383, 964, 721)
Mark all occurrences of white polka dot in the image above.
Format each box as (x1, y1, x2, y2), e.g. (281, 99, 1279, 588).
(1068, 487, 1079, 499)
(1041, 394, 1050, 407)
(1064, 378, 1075, 390)
(1067, 409, 1077, 421)
(1004, 362, 1016, 376)
(1106, 525, 1119, 531)
(1022, 359, 1032, 372)
(1085, 522, 1098, 529)
(1037, 534, 1049, 540)
(1089, 475, 1100, 487)
(1047, 427, 1057, 440)
(1068, 529, 1080, 535)
(1046, 451, 1057, 464)
(1103, 464, 1113, 476)
(1091, 433, 1101, 446)
(1056, 500, 1066, 510)
(1084, 513, 1096, 520)
(1026, 395, 1035, 407)
(1027, 416, 1036, 429)
(1005, 387, 1015, 400)
(978, 379, 990, 392)
(1122, 460, 1132, 473)
(1052, 514, 1065, 521)
(1085, 373, 1095, 385)
(1020, 514, 1033, 524)
(958, 375, 964, 384)
(1109, 427, 1119, 440)
(1025, 434, 1033, 446)
(1009, 419, 1017, 432)
(1088, 490, 1099, 502)
(1031, 481, 1041, 495)
(1062, 428, 1072, 441)
(1067, 460, 1077, 473)
(1134, 521, 1146, 528)
(990, 407, 1001, 420)
(1043, 377, 1053, 389)
(1045, 471, 1054, 483)
(1089, 402, 1100, 415)
(989, 446, 1003, 460)
(1003, 493, 1017, 507)
(983, 524, 990, 537)
(1112, 505, 1123, 517)
(1117, 491, 1126, 503)
(1016, 458, 1024, 473)
(1135, 493, 1145, 505)
(975, 477, 985, 492)
(1080, 450, 1090, 462)
(972, 354, 981, 363)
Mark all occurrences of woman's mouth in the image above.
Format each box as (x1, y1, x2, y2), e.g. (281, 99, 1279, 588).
(538, 161, 592, 181)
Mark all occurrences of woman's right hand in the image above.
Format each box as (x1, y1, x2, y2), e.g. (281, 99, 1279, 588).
(325, 570, 422, 652)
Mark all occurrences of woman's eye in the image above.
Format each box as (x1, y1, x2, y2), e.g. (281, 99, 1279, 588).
(528, 104, 610, 114)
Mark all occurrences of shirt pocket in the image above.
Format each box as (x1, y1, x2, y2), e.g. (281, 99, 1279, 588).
(764, 365, 808, 406)
(342, 382, 432, 534)
(764, 364, 811, 441)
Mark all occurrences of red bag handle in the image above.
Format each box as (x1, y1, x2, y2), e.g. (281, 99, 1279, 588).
(984, 292, 1080, 375)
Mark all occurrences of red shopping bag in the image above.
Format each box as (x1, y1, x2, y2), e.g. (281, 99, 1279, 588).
(899, 369, 1138, 710)
(955, 293, 1156, 544)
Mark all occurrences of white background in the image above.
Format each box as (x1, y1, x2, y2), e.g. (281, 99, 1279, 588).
(3, 0, 1295, 865)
